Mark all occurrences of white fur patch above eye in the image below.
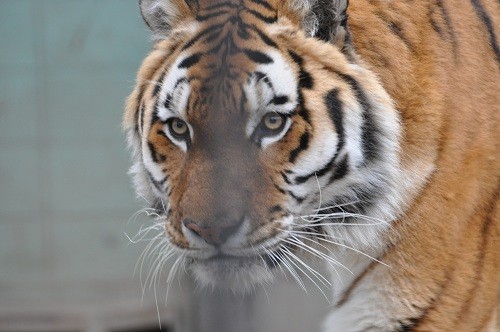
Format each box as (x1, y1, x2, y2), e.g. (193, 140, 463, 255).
(244, 51, 299, 143)
(258, 50, 298, 110)
(156, 56, 189, 120)
(150, 53, 198, 152)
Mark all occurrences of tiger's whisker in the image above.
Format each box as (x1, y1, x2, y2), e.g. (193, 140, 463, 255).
(284, 236, 349, 280)
(289, 230, 389, 267)
(297, 212, 389, 224)
(309, 201, 361, 212)
(313, 173, 323, 219)
(280, 246, 329, 299)
(281, 244, 331, 288)
(281, 246, 332, 302)
(263, 246, 287, 279)
(290, 221, 387, 228)
(276, 247, 307, 291)
(287, 234, 347, 283)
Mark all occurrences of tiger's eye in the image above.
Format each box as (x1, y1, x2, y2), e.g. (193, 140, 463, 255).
(263, 113, 285, 131)
(169, 118, 189, 138)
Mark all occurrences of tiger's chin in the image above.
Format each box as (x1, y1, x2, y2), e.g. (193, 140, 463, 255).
(189, 255, 275, 293)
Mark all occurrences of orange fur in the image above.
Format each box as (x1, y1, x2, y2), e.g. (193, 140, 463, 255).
(346, 1, 499, 330)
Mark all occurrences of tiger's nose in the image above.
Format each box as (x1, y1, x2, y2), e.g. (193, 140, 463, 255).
(183, 218, 245, 246)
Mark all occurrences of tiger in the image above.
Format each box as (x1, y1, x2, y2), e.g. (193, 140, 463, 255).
(123, 0, 499, 330)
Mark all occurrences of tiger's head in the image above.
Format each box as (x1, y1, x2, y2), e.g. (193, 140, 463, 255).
(124, 0, 403, 292)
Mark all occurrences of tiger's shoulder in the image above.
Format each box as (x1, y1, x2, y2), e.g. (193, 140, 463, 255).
(325, 1, 499, 331)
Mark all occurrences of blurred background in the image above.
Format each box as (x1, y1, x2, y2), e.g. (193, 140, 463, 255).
(0, 1, 328, 331)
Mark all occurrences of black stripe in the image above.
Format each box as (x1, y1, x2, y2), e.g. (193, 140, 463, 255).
(243, 49, 273, 64)
(288, 50, 304, 66)
(470, 0, 500, 62)
(237, 25, 251, 39)
(206, 35, 227, 55)
(396, 319, 420, 332)
(239, 86, 247, 113)
(388, 21, 415, 52)
(254, 71, 273, 90)
(156, 129, 168, 138)
(204, 31, 221, 43)
(281, 171, 292, 185)
(298, 106, 311, 125)
(249, 25, 278, 48)
(360, 103, 379, 163)
(151, 107, 161, 125)
(273, 182, 287, 195)
(196, 10, 228, 21)
(151, 199, 163, 215)
(287, 190, 306, 204)
(186, 0, 199, 12)
(294, 152, 337, 184)
(429, 13, 443, 36)
(289, 131, 310, 163)
(148, 141, 164, 163)
(274, 180, 305, 204)
(269, 95, 289, 105)
(179, 53, 202, 68)
(173, 77, 188, 90)
(335, 72, 380, 163)
(146, 170, 167, 192)
(297, 95, 311, 123)
(245, 8, 277, 23)
(248, 0, 274, 11)
(269, 205, 283, 213)
(328, 154, 349, 184)
(152, 72, 166, 97)
(325, 89, 345, 153)
(164, 94, 172, 110)
(159, 75, 194, 117)
(288, 50, 314, 89)
(182, 24, 225, 50)
(435, 0, 458, 57)
(135, 87, 145, 135)
(298, 69, 314, 89)
(139, 103, 146, 134)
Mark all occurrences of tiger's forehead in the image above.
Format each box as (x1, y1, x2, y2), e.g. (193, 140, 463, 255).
(195, 0, 279, 23)
(154, 2, 298, 122)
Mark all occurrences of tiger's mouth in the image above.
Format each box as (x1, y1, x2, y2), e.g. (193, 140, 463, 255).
(193, 251, 278, 268)
(186, 243, 292, 292)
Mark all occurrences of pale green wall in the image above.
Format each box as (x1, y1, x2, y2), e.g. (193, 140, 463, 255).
(0, 0, 151, 283)
(0, 2, 328, 331)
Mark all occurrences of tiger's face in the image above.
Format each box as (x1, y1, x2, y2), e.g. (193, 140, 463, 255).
(125, 0, 402, 292)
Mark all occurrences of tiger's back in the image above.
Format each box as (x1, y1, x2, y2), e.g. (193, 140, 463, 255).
(124, 0, 499, 331)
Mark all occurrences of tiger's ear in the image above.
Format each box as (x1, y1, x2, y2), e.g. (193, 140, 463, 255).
(284, 0, 353, 54)
(139, 0, 197, 39)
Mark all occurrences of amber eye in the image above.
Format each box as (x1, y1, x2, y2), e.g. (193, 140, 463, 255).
(168, 118, 189, 139)
(262, 113, 286, 132)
